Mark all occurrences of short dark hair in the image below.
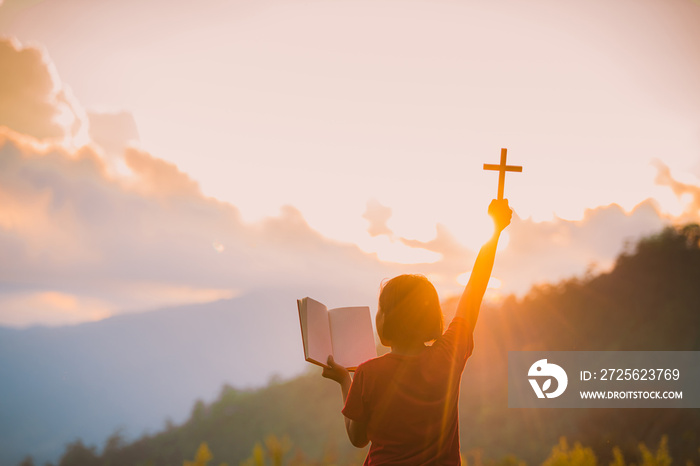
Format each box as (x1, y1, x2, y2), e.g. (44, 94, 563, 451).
(378, 274, 444, 345)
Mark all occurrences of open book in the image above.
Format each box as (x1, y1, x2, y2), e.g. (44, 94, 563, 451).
(297, 297, 377, 371)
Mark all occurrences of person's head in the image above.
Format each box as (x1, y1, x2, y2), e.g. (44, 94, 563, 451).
(376, 274, 444, 347)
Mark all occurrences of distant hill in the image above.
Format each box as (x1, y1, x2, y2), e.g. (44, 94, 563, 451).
(0, 285, 374, 466)
(43, 224, 700, 466)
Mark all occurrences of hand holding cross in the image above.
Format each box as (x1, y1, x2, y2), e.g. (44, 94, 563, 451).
(483, 148, 522, 200)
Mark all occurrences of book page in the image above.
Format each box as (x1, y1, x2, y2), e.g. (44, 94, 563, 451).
(298, 297, 333, 367)
(328, 306, 376, 370)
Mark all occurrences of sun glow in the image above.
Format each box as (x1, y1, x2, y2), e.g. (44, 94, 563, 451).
(0, 291, 113, 328)
(456, 273, 502, 289)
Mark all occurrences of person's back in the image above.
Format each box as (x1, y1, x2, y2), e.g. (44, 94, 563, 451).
(344, 314, 473, 464)
(322, 199, 512, 465)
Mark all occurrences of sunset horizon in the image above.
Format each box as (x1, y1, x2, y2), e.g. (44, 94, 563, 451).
(1, 1, 699, 465)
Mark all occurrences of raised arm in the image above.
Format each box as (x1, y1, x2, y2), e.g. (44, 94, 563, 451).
(455, 199, 512, 333)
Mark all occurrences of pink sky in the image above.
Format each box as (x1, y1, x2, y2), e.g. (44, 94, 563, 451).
(0, 0, 699, 326)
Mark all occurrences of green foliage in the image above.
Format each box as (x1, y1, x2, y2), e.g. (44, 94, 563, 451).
(179, 436, 682, 466)
(57, 440, 100, 466)
(610, 448, 625, 466)
(17, 457, 35, 466)
(183, 442, 224, 466)
(605, 435, 674, 466)
(542, 437, 597, 466)
(239, 435, 291, 466)
(187, 443, 212, 466)
(639, 436, 672, 466)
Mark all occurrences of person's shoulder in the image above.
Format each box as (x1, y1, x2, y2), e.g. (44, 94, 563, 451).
(357, 353, 399, 372)
(429, 316, 474, 359)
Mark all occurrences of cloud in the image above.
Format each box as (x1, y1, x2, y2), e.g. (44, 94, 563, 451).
(0, 126, 674, 326)
(0, 38, 84, 141)
(0, 36, 690, 327)
(400, 223, 473, 273)
(654, 159, 700, 223)
(0, 126, 396, 326)
(0, 38, 397, 327)
(88, 111, 139, 156)
(496, 201, 669, 294)
(0, 291, 111, 327)
(396, 201, 670, 297)
(363, 198, 392, 237)
(124, 147, 202, 198)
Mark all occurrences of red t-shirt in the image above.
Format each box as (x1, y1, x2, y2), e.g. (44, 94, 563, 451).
(342, 317, 474, 465)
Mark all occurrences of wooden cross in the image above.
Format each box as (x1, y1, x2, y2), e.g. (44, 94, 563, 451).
(483, 148, 522, 200)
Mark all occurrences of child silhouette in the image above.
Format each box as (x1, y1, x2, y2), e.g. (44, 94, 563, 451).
(322, 198, 513, 465)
